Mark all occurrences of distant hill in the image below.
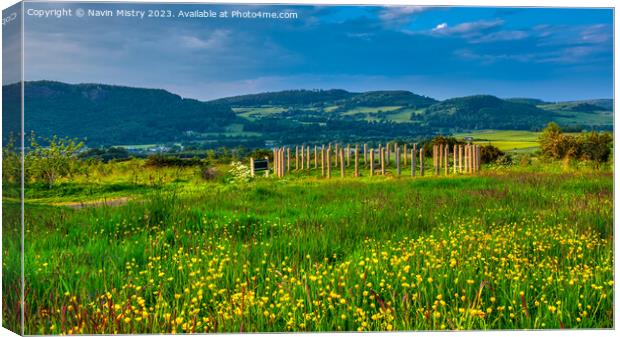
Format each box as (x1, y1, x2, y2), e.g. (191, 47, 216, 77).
(335, 91, 437, 109)
(505, 98, 549, 106)
(210, 89, 355, 107)
(2, 81, 612, 147)
(210, 89, 437, 109)
(541, 99, 613, 113)
(2, 83, 21, 140)
(13, 81, 238, 145)
(422, 95, 555, 130)
(570, 99, 613, 111)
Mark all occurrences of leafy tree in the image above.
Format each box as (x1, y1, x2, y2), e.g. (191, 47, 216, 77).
(2, 132, 21, 184)
(539, 122, 612, 164)
(423, 136, 464, 156)
(480, 145, 504, 164)
(539, 122, 580, 159)
(26, 133, 84, 188)
(578, 131, 612, 164)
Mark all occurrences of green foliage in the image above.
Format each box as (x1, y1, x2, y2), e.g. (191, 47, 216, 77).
(226, 161, 252, 185)
(11, 81, 611, 150)
(18, 81, 238, 145)
(2, 132, 21, 185)
(422, 136, 463, 156)
(577, 131, 613, 164)
(539, 122, 612, 164)
(13, 167, 613, 333)
(212, 89, 354, 106)
(26, 133, 84, 188)
(480, 144, 505, 164)
(423, 95, 552, 130)
(145, 155, 202, 168)
(79, 147, 131, 163)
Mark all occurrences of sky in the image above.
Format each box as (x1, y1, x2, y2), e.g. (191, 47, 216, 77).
(17, 2, 614, 101)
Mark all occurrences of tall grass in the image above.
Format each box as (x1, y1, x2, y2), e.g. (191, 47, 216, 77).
(2, 165, 613, 334)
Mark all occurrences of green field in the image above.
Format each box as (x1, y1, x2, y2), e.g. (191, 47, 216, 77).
(538, 103, 613, 128)
(2, 157, 614, 334)
(233, 106, 288, 121)
(454, 130, 542, 152)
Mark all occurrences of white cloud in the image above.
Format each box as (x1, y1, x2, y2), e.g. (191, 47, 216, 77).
(179, 30, 231, 50)
(378, 6, 429, 25)
(432, 23, 448, 32)
(469, 30, 528, 43)
(431, 19, 504, 36)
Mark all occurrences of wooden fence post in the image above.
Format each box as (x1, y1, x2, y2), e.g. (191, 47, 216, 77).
(411, 144, 416, 177)
(420, 146, 425, 176)
(470, 144, 473, 173)
(335, 144, 339, 167)
(444, 144, 449, 176)
(458, 144, 463, 173)
(340, 149, 345, 177)
(470, 145, 474, 173)
(279, 148, 283, 177)
(314, 145, 318, 169)
(250, 157, 255, 177)
(477, 145, 481, 172)
(433, 144, 438, 175)
(363, 143, 368, 166)
(464, 144, 468, 173)
(404, 143, 408, 167)
(380, 147, 385, 175)
(354, 144, 359, 177)
(321, 146, 325, 177)
(467, 144, 471, 173)
(396, 145, 401, 175)
(440, 144, 444, 172)
(273, 149, 278, 177)
(453, 144, 457, 174)
(274, 149, 279, 177)
(295, 146, 299, 171)
(346, 144, 351, 167)
(327, 146, 331, 178)
(306, 146, 310, 170)
(282, 149, 287, 177)
(302, 145, 306, 170)
(386, 142, 391, 165)
(370, 149, 375, 176)
(280, 148, 283, 177)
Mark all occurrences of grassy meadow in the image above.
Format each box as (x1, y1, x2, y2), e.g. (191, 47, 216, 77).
(2, 155, 614, 334)
(454, 130, 542, 152)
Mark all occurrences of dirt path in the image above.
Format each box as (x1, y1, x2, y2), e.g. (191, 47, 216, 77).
(52, 197, 133, 209)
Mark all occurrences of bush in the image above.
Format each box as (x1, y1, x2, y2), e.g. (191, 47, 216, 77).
(539, 122, 612, 164)
(578, 131, 612, 164)
(145, 155, 201, 167)
(495, 155, 513, 166)
(423, 136, 464, 157)
(227, 161, 252, 184)
(480, 145, 504, 164)
(199, 166, 219, 181)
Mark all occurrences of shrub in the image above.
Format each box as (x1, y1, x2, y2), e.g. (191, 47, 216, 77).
(495, 154, 513, 166)
(578, 131, 612, 164)
(199, 166, 219, 181)
(26, 133, 84, 188)
(480, 145, 504, 164)
(539, 122, 612, 164)
(145, 155, 201, 167)
(423, 136, 464, 156)
(227, 161, 252, 184)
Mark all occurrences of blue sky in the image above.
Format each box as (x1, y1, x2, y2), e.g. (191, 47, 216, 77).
(21, 3, 613, 101)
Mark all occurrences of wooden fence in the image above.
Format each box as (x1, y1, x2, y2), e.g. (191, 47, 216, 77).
(251, 142, 482, 178)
